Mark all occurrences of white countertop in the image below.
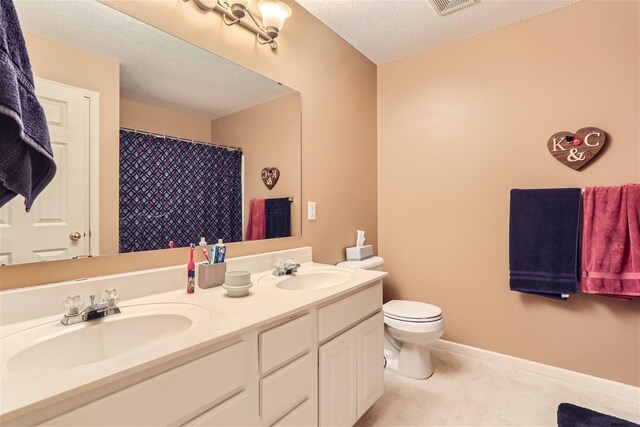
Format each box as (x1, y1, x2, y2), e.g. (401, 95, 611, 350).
(0, 261, 386, 421)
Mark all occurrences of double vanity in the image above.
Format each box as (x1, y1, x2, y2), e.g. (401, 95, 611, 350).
(0, 247, 386, 426)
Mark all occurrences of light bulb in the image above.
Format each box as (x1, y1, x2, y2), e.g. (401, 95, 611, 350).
(257, 0, 292, 39)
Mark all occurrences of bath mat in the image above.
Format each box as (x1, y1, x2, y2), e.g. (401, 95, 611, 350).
(558, 403, 639, 427)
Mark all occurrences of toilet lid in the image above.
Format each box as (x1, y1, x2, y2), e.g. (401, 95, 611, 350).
(384, 312, 442, 323)
(383, 300, 442, 321)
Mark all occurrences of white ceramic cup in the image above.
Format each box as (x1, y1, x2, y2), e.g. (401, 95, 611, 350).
(223, 282, 253, 297)
(225, 270, 251, 287)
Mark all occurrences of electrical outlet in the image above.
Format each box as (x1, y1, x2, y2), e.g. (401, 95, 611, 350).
(308, 202, 316, 220)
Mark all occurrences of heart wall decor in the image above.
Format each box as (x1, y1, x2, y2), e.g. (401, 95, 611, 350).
(261, 167, 280, 190)
(547, 127, 606, 170)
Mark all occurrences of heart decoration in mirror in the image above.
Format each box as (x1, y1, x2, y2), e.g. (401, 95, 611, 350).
(261, 167, 280, 190)
(547, 127, 606, 170)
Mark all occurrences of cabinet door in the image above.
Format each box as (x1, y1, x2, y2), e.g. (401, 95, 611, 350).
(357, 312, 384, 418)
(319, 328, 358, 427)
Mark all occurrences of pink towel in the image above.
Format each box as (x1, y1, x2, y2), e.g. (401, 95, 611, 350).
(581, 183, 640, 300)
(245, 198, 265, 241)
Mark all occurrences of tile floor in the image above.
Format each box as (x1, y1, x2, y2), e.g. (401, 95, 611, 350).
(356, 348, 640, 426)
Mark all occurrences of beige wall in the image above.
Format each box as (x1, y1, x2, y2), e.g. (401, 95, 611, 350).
(23, 32, 121, 256)
(0, 1, 377, 289)
(120, 98, 213, 144)
(378, 0, 640, 386)
(211, 94, 301, 239)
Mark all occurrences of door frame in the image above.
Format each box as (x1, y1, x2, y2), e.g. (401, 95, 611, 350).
(34, 77, 101, 256)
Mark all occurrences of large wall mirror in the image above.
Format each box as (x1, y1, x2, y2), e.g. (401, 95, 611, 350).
(1, 0, 301, 266)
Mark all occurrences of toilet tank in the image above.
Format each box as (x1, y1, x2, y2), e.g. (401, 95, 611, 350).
(337, 256, 385, 271)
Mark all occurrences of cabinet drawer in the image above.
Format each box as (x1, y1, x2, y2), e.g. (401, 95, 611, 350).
(273, 398, 316, 427)
(317, 282, 382, 342)
(260, 354, 314, 426)
(45, 341, 248, 426)
(260, 314, 312, 375)
(184, 391, 250, 426)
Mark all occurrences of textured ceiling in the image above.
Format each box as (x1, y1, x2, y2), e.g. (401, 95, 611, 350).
(14, 0, 295, 119)
(296, 0, 581, 64)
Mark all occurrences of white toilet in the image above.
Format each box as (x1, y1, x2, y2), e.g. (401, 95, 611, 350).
(337, 256, 444, 380)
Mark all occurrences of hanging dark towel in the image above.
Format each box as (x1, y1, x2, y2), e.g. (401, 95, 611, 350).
(509, 188, 582, 300)
(0, 0, 55, 211)
(265, 197, 291, 239)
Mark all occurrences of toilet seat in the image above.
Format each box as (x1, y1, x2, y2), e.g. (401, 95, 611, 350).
(383, 300, 442, 323)
(384, 312, 443, 323)
(384, 315, 444, 334)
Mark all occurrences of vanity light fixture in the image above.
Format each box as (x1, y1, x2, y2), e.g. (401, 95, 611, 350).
(187, 0, 292, 49)
(257, 0, 292, 40)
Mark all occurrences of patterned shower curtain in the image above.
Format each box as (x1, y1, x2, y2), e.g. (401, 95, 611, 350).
(119, 130, 243, 253)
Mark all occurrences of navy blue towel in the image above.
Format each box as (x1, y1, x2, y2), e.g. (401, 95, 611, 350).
(558, 403, 640, 427)
(509, 188, 582, 299)
(0, 0, 55, 211)
(265, 197, 291, 239)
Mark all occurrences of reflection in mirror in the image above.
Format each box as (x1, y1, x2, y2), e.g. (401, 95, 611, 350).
(0, 0, 301, 266)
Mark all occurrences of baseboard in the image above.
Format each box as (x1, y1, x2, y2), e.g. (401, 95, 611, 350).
(432, 339, 639, 400)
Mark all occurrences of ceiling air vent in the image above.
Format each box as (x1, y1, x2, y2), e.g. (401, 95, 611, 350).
(428, 0, 477, 16)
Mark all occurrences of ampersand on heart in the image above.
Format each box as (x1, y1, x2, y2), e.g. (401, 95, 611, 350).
(547, 127, 606, 170)
(261, 167, 280, 190)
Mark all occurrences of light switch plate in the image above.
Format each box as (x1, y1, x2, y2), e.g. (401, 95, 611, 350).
(308, 202, 316, 220)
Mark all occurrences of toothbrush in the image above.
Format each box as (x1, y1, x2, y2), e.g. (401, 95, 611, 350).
(187, 244, 195, 294)
(202, 248, 211, 264)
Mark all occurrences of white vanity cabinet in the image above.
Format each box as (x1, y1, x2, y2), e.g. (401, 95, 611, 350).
(318, 285, 384, 426)
(27, 281, 383, 427)
(44, 340, 252, 426)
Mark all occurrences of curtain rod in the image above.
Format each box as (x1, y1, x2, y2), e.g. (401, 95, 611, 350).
(120, 127, 242, 152)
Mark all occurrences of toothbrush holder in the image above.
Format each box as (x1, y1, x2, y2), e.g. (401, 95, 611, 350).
(197, 262, 227, 289)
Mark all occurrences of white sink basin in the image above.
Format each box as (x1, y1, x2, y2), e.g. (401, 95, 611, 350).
(2, 303, 210, 375)
(260, 267, 356, 291)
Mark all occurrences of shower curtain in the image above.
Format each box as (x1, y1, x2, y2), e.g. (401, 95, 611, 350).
(119, 129, 243, 253)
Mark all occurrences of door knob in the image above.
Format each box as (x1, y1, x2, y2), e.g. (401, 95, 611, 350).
(69, 231, 82, 241)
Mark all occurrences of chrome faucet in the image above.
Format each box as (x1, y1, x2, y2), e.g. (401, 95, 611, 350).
(61, 289, 121, 326)
(273, 258, 301, 276)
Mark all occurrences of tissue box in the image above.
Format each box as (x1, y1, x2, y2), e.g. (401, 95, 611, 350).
(346, 245, 374, 261)
(198, 262, 226, 289)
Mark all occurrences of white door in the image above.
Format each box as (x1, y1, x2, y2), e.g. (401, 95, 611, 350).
(357, 312, 384, 418)
(319, 328, 358, 427)
(0, 78, 90, 265)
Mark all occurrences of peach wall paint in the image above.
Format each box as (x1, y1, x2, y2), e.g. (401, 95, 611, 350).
(120, 98, 213, 144)
(211, 94, 302, 240)
(22, 32, 120, 256)
(0, 1, 377, 289)
(378, 1, 640, 386)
